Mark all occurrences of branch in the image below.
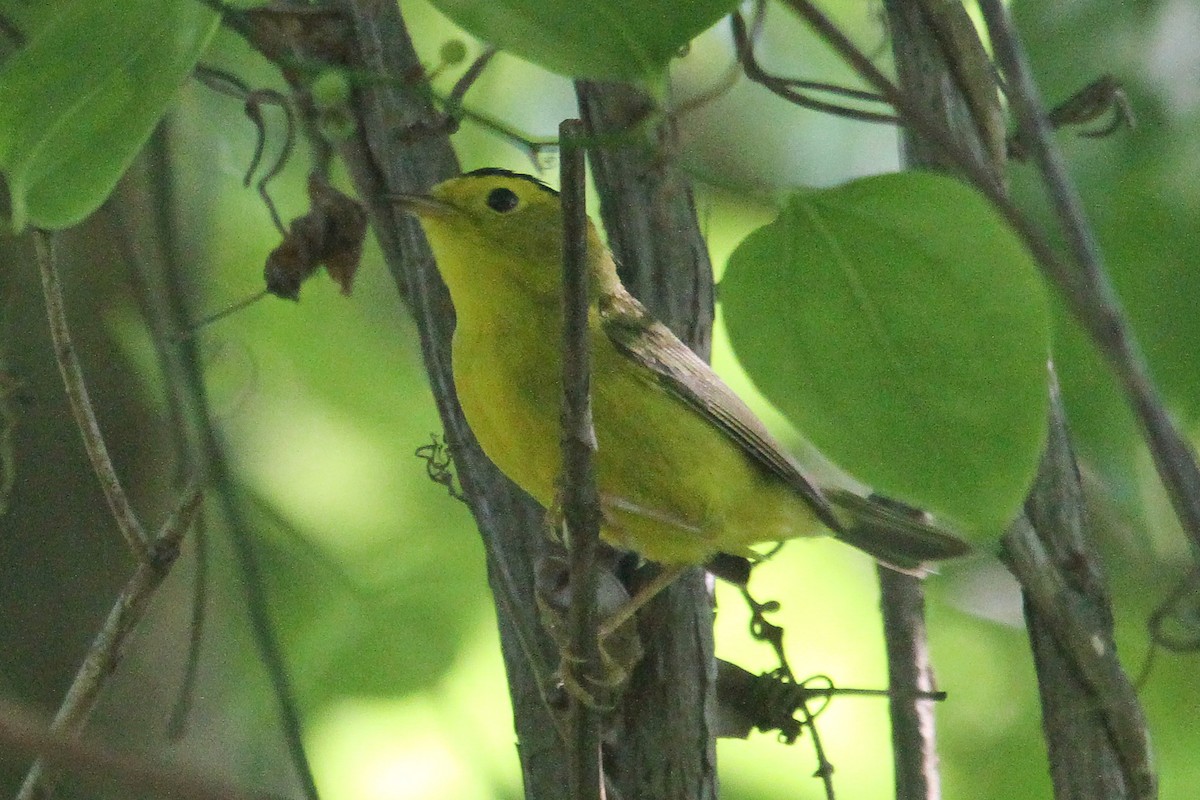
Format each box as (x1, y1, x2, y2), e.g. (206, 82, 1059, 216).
(285, 2, 569, 794)
(730, 9, 897, 125)
(575, 79, 719, 800)
(876, 568, 941, 799)
(34, 231, 148, 561)
(28, 227, 213, 800)
(1004, 376, 1155, 800)
(793, 4, 1155, 797)
(559, 119, 604, 800)
(0, 697, 277, 800)
(16, 485, 203, 800)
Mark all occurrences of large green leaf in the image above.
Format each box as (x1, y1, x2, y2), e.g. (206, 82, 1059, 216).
(0, 0, 218, 231)
(426, 0, 737, 80)
(722, 171, 1051, 538)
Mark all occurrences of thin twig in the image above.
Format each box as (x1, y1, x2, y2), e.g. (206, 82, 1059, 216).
(16, 485, 203, 800)
(977, 0, 1200, 563)
(137, 131, 324, 800)
(559, 118, 604, 800)
(34, 231, 149, 561)
(0, 697, 279, 800)
(875, 3, 989, 796)
(876, 568, 940, 800)
(574, 78, 719, 800)
(443, 46, 496, 120)
(730, 10, 897, 125)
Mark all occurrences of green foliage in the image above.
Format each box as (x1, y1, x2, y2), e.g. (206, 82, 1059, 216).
(0, 0, 217, 231)
(722, 172, 1051, 538)
(6, 3, 1200, 800)
(424, 0, 738, 80)
(1011, 0, 1200, 506)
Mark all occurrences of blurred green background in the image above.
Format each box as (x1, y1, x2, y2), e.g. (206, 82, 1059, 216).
(2, 1, 1199, 798)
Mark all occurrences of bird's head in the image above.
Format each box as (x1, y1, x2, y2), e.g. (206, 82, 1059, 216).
(394, 169, 618, 306)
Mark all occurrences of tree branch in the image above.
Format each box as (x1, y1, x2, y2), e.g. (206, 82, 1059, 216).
(0, 697, 277, 800)
(24, 228, 208, 800)
(559, 119, 604, 800)
(33, 231, 148, 561)
(15, 485, 202, 800)
(300, 2, 569, 795)
(876, 567, 941, 800)
(575, 79, 719, 800)
(1005, 378, 1156, 800)
(799, 4, 1156, 797)
(978, 0, 1200, 563)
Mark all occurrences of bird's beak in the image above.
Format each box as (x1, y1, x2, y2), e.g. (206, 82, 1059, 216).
(389, 192, 457, 219)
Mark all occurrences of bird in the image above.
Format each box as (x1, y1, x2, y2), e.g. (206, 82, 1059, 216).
(393, 168, 970, 581)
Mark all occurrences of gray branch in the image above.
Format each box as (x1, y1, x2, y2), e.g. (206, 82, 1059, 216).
(575, 80, 719, 800)
(1006, 380, 1156, 800)
(558, 120, 604, 800)
(325, 2, 569, 795)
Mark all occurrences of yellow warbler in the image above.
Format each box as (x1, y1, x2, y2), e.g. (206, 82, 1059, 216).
(395, 169, 969, 570)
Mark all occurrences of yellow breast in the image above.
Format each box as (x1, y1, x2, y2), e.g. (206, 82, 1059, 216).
(452, 293, 819, 565)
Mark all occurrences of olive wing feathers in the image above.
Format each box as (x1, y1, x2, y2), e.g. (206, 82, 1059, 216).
(597, 288, 970, 570)
(597, 288, 842, 532)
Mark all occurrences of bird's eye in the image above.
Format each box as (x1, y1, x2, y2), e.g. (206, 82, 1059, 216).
(485, 187, 520, 213)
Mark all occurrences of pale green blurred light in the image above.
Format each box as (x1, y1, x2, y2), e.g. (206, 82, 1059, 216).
(227, 386, 413, 546)
(308, 696, 493, 800)
(307, 613, 521, 800)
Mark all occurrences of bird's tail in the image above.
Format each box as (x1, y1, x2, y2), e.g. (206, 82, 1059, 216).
(825, 488, 972, 574)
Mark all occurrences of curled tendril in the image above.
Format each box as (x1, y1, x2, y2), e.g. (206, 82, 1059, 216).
(415, 434, 465, 502)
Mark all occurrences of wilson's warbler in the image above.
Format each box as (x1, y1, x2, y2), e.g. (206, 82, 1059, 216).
(395, 169, 969, 571)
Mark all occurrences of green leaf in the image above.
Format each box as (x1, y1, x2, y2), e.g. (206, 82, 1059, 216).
(722, 171, 1051, 538)
(0, 0, 218, 231)
(426, 0, 736, 80)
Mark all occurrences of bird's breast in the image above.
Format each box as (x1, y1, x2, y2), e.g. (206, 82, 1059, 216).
(451, 304, 563, 506)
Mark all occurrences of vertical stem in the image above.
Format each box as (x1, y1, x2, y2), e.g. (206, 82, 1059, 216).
(575, 80, 719, 800)
(559, 119, 603, 800)
(34, 231, 149, 561)
(876, 568, 941, 800)
(319, 2, 568, 795)
(878, 1, 1004, 794)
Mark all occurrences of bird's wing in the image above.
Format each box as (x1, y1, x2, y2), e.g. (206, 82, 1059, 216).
(597, 288, 842, 532)
(598, 288, 971, 568)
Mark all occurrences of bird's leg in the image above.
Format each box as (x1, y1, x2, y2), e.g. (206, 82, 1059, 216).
(541, 560, 687, 708)
(598, 563, 688, 639)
